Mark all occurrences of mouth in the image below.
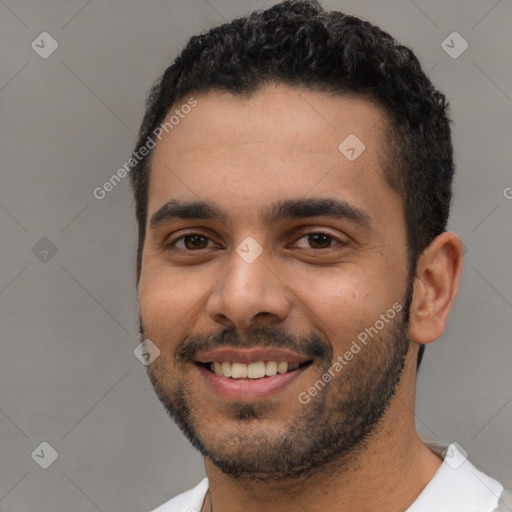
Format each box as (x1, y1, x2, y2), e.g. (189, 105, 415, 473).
(198, 360, 313, 379)
(194, 347, 314, 400)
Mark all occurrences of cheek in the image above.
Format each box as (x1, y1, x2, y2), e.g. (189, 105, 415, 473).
(137, 267, 214, 345)
(139, 264, 202, 312)
(286, 266, 399, 339)
(284, 265, 367, 309)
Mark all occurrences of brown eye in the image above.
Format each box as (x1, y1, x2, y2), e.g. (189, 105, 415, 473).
(294, 231, 343, 250)
(182, 234, 209, 250)
(168, 233, 214, 251)
(307, 233, 333, 249)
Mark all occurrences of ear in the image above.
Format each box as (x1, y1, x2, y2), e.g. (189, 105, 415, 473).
(409, 231, 464, 345)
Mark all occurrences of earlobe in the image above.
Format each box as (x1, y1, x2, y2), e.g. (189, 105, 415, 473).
(409, 232, 464, 345)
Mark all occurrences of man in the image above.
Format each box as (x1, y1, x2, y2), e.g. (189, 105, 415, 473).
(129, 1, 511, 510)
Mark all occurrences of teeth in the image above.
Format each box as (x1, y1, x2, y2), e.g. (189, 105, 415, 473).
(277, 362, 289, 374)
(213, 361, 223, 376)
(221, 361, 232, 377)
(247, 361, 266, 378)
(209, 360, 304, 379)
(265, 360, 278, 376)
(231, 362, 248, 378)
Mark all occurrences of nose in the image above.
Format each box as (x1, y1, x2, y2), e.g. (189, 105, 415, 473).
(206, 246, 292, 330)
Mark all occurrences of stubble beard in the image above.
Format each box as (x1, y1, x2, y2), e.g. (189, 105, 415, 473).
(145, 297, 411, 482)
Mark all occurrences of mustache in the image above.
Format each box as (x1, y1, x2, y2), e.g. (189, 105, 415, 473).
(176, 325, 332, 363)
(139, 317, 331, 363)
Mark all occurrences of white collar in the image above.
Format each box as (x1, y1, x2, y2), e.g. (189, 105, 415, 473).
(156, 440, 504, 512)
(406, 440, 504, 512)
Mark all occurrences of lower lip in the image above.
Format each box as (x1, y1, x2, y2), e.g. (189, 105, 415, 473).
(197, 364, 309, 400)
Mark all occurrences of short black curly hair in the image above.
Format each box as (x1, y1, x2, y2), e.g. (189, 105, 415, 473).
(130, 0, 455, 370)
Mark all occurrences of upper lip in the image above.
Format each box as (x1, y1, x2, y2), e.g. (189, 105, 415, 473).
(194, 347, 312, 364)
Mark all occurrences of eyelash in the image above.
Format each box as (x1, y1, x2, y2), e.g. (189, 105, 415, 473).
(165, 229, 347, 251)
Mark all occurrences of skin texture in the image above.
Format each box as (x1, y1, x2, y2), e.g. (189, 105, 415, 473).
(137, 84, 464, 512)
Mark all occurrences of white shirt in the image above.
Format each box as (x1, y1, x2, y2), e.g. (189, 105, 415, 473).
(151, 441, 508, 512)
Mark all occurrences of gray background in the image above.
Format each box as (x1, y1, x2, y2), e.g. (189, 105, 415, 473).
(1, 0, 511, 510)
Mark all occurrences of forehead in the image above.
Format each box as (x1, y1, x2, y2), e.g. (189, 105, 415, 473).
(152, 84, 390, 161)
(146, 84, 401, 230)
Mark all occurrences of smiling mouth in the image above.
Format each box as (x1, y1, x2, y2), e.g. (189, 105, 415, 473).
(199, 360, 313, 379)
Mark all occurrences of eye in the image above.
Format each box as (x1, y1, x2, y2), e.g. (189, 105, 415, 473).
(166, 232, 218, 251)
(165, 230, 347, 252)
(293, 231, 346, 250)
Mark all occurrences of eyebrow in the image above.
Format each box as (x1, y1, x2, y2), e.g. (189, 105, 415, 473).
(149, 197, 372, 230)
(150, 200, 228, 228)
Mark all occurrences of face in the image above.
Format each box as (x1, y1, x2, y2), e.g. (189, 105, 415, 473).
(137, 84, 412, 480)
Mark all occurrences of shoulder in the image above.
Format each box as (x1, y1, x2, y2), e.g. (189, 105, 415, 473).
(150, 478, 209, 512)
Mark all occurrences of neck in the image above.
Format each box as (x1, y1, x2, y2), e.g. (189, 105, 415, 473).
(203, 351, 442, 512)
